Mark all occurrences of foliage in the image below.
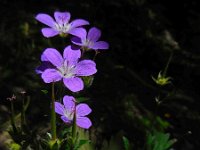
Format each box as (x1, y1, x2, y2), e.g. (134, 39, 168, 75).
(122, 136, 131, 150)
(146, 131, 176, 150)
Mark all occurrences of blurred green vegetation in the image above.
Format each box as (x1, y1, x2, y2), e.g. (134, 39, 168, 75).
(0, 0, 200, 149)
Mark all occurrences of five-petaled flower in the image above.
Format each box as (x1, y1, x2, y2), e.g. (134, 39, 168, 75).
(71, 27, 109, 51)
(37, 45, 97, 92)
(55, 95, 92, 129)
(36, 11, 89, 38)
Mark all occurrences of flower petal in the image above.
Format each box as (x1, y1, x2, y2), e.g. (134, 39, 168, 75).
(55, 102, 65, 115)
(63, 95, 75, 113)
(75, 60, 97, 76)
(76, 117, 92, 129)
(71, 37, 83, 46)
(91, 41, 109, 50)
(42, 48, 63, 67)
(35, 13, 56, 28)
(63, 77, 84, 92)
(41, 69, 62, 83)
(41, 28, 59, 38)
(41, 53, 48, 61)
(54, 11, 71, 24)
(70, 19, 89, 29)
(63, 45, 81, 66)
(70, 27, 87, 39)
(35, 61, 55, 74)
(61, 116, 72, 124)
(68, 27, 87, 39)
(87, 27, 101, 42)
(76, 104, 92, 117)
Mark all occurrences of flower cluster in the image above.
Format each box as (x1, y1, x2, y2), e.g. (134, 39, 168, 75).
(36, 11, 109, 129)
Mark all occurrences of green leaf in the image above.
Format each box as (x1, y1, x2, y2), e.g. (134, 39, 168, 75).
(146, 131, 176, 150)
(156, 116, 170, 129)
(46, 132, 52, 140)
(49, 140, 61, 150)
(76, 97, 90, 103)
(82, 76, 94, 88)
(122, 136, 130, 150)
(41, 89, 48, 94)
(10, 143, 21, 150)
(74, 139, 90, 150)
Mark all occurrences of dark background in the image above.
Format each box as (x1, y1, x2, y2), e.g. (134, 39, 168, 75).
(0, 0, 200, 149)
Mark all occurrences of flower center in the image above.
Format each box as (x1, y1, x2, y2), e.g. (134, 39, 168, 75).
(57, 60, 75, 78)
(54, 23, 71, 33)
(83, 39, 94, 47)
(64, 110, 74, 121)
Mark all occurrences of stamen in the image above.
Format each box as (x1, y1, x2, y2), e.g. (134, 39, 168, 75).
(57, 60, 75, 78)
(54, 22, 71, 33)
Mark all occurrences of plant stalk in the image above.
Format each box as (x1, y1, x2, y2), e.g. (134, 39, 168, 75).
(51, 82, 57, 141)
(71, 105, 77, 150)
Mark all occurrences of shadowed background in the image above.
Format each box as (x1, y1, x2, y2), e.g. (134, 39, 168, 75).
(0, 0, 200, 149)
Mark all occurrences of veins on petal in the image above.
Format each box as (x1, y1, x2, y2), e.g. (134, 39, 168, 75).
(82, 39, 94, 50)
(63, 109, 74, 121)
(57, 59, 76, 78)
(54, 23, 71, 33)
(63, 103, 76, 121)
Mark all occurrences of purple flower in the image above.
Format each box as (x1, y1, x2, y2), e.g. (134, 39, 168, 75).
(35, 11, 89, 38)
(38, 45, 97, 92)
(71, 27, 109, 51)
(55, 95, 92, 129)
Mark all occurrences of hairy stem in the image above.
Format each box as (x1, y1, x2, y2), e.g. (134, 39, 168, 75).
(93, 50, 99, 61)
(71, 104, 77, 149)
(51, 82, 57, 140)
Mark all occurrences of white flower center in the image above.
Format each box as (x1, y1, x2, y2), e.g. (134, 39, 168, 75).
(54, 23, 71, 33)
(57, 60, 75, 78)
(64, 110, 74, 121)
(82, 39, 94, 47)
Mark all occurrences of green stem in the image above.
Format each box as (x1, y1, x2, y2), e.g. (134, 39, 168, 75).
(71, 104, 77, 150)
(93, 50, 99, 61)
(10, 101, 17, 133)
(163, 52, 173, 77)
(51, 82, 57, 141)
(81, 48, 85, 58)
